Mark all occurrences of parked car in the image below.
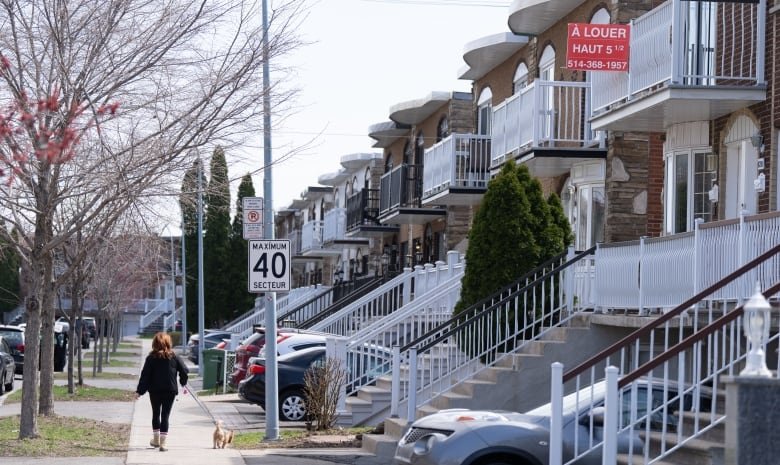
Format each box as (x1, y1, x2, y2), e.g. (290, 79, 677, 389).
(393, 379, 709, 465)
(187, 330, 232, 364)
(228, 328, 328, 389)
(237, 344, 390, 421)
(0, 326, 24, 374)
(238, 346, 326, 421)
(0, 337, 15, 394)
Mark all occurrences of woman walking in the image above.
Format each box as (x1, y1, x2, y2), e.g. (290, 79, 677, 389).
(135, 332, 189, 451)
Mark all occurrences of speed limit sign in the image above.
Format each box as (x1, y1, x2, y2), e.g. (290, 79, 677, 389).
(248, 240, 291, 293)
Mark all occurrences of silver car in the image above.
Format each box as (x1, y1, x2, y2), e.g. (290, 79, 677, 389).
(394, 380, 702, 465)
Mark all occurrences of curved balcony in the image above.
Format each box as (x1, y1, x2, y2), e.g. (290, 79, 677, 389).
(491, 80, 605, 177)
(590, 0, 766, 132)
(422, 133, 491, 206)
(508, 0, 587, 36)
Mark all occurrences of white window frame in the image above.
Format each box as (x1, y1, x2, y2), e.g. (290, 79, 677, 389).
(664, 148, 716, 234)
(477, 87, 493, 136)
(513, 63, 528, 94)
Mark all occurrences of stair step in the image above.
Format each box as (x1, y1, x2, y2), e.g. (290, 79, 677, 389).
(384, 417, 409, 439)
(361, 433, 399, 458)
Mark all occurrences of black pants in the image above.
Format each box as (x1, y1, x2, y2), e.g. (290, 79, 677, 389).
(149, 391, 177, 433)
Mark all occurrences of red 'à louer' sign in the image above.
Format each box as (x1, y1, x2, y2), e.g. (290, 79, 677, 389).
(566, 23, 630, 72)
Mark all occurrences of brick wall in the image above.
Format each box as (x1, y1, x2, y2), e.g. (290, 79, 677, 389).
(647, 133, 664, 237)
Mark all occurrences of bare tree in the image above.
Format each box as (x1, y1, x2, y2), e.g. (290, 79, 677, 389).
(0, 0, 306, 438)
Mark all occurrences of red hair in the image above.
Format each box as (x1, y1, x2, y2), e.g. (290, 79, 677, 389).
(150, 332, 175, 359)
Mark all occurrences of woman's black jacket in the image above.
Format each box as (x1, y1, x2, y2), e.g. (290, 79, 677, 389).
(136, 354, 189, 396)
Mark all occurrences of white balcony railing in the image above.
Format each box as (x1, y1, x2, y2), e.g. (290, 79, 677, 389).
(592, 0, 765, 112)
(323, 208, 347, 243)
(301, 220, 323, 253)
(491, 80, 595, 166)
(595, 211, 780, 313)
(422, 134, 491, 199)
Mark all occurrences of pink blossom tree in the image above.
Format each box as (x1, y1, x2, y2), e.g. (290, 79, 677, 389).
(0, 0, 307, 438)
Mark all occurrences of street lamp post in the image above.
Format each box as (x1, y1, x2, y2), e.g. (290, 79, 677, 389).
(740, 282, 772, 377)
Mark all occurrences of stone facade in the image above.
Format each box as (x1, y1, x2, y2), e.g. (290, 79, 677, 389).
(605, 132, 651, 242)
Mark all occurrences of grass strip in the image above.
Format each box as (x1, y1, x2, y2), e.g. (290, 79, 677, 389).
(4, 384, 135, 403)
(0, 415, 129, 457)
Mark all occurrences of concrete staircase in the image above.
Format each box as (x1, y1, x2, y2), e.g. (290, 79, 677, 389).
(361, 313, 635, 458)
(139, 313, 165, 336)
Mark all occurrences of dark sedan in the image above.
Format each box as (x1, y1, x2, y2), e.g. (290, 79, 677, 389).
(238, 346, 325, 422)
(0, 337, 15, 394)
(187, 330, 231, 364)
(0, 326, 24, 374)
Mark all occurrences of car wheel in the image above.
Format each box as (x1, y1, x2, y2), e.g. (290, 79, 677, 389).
(4, 375, 12, 393)
(279, 389, 307, 421)
(0, 372, 5, 395)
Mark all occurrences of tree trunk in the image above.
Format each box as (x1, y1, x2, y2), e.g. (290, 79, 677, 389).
(39, 280, 56, 416)
(19, 293, 41, 438)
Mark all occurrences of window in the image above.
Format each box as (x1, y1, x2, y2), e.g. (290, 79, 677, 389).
(513, 62, 529, 94)
(477, 87, 492, 136)
(563, 161, 605, 250)
(437, 117, 449, 142)
(385, 152, 393, 172)
(664, 150, 716, 233)
(415, 132, 425, 165)
(539, 45, 556, 140)
(403, 141, 412, 165)
(684, 1, 716, 85)
(364, 167, 371, 190)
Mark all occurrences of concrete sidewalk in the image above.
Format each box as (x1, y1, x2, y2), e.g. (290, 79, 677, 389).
(0, 335, 390, 465)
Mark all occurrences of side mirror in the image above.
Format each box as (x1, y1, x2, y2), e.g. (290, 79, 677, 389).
(580, 406, 606, 428)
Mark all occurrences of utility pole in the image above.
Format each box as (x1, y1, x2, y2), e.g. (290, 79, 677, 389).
(261, 0, 279, 441)
(197, 157, 205, 377)
(180, 215, 188, 351)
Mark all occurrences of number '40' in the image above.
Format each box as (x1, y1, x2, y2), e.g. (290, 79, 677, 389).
(253, 252, 286, 278)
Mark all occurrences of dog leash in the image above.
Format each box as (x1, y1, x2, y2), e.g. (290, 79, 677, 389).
(182, 385, 218, 423)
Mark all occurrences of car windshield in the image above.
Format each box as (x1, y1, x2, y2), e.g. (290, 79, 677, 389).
(526, 381, 608, 417)
(0, 329, 22, 345)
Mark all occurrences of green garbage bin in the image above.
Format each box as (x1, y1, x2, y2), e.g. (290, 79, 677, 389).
(201, 349, 225, 390)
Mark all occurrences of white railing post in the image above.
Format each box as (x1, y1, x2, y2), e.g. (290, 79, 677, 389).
(423, 263, 434, 294)
(549, 362, 563, 465)
(390, 346, 401, 418)
(594, 242, 601, 312)
(327, 337, 348, 414)
(757, 0, 766, 84)
(693, 218, 703, 294)
(407, 347, 418, 422)
(447, 250, 458, 279)
(413, 265, 424, 297)
(639, 237, 646, 316)
(565, 245, 575, 314)
(402, 267, 413, 305)
(670, 0, 683, 84)
(434, 261, 445, 286)
(602, 366, 619, 465)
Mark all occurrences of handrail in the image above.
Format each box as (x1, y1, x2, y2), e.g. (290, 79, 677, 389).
(410, 246, 596, 353)
(564, 241, 780, 383)
(276, 286, 335, 324)
(619, 280, 780, 388)
(297, 275, 387, 328)
(400, 247, 579, 352)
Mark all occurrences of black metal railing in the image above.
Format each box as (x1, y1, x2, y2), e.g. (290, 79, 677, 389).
(346, 188, 382, 231)
(379, 164, 423, 215)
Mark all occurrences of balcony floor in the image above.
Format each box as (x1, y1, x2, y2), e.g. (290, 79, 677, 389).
(379, 207, 446, 225)
(346, 224, 400, 238)
(423, 187, 486, 206)
(514, 147, 607, 178)
(591, 85, 767, 132)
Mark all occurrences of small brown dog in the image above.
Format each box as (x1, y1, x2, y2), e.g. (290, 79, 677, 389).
(212, 420, 234, 449)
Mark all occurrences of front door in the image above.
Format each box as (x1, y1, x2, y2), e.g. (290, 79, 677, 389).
(724, 140, 758, 218)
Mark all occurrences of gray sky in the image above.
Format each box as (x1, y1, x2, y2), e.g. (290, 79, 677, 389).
(260, 0, 511, 210)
